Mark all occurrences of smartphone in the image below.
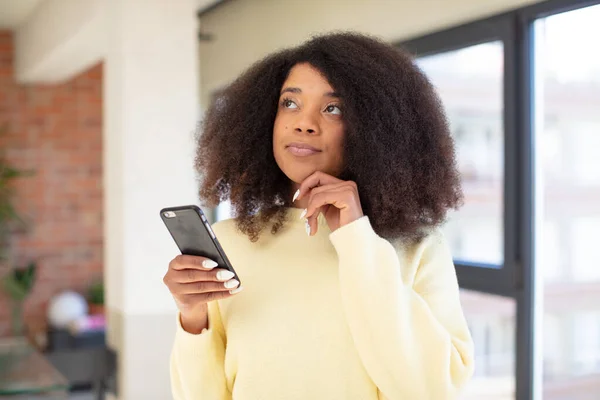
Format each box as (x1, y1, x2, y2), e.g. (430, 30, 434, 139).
(160, 205, 240, 283)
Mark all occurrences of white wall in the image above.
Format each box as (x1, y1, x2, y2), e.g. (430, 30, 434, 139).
(104, 0, 202, 317)
(13, 0, 219, 84)
(198, 0, 542, 104)
(103, 0, 200, 397)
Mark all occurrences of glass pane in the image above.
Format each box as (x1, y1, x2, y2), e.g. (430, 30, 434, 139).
(460, 290, 515, 400)
(535, 5, 600, 399)
(417, 42, 504, 265)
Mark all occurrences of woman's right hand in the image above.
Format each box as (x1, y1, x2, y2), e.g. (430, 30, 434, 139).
(163, 255, 242, 333)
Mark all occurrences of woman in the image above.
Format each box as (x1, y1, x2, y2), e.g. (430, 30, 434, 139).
(163, 32, 474, 399)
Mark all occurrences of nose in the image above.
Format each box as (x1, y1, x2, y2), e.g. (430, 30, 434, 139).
(295, 126, 316, 134)
(294, 111, 319, 135)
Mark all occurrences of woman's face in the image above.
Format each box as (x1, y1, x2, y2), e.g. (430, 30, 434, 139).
(273, 63, 345, 185)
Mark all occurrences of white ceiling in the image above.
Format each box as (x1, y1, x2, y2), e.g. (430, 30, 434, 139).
(0, 0, 222, 30)
(0, 0, 44, 29)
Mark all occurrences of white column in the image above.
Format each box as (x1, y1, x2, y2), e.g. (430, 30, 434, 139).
(103, 0, 200, 398)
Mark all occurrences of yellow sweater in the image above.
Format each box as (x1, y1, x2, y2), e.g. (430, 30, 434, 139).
(170, 208, 474, 400)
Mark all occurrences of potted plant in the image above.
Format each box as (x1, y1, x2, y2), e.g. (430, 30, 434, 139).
(2, 262, 36, 335)
(0, 123, 35, 336)
(87, 279, 104, 315)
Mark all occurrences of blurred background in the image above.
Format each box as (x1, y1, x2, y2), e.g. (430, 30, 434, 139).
(0, 0, 598, 399)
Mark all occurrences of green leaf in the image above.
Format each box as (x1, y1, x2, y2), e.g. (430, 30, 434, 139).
(23, 262, 36, 291)
(0, 123, 37, 302)
(2, 275, 27, 301)
(88, 280, 104, 305)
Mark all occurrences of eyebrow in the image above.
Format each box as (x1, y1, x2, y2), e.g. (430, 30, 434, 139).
(280, 87, 340, 98)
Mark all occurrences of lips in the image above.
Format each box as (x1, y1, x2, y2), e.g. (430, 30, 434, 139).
(286, 142, 321, 156)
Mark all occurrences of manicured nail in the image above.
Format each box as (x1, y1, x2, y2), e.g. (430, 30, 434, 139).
(224, 279, 240, 289)
(305, 219, 311, 236)
(202, 259, 218, 269)
(230, 286, 244, 294)
(299, 208, 307, 219)
(216, 270, 235, 281)
(292, 189, 300, 202)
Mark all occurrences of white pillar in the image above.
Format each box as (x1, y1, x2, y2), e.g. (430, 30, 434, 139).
(103, 0, 200, 398)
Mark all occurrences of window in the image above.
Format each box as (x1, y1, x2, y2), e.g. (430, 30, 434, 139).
(417, 42, 504, 266)
(572, 312, 600, 376)
(543, 314, 562, 378)
(534, 4, 600, 399)
(571, 217, 600, 282)
(540, 221, 561, 282)
(402, 1, 600, 399)
(460, 290, 515, 400)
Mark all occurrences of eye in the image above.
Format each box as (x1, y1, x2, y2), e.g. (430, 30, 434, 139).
(325, 104, 342, 115)
(281, 98, 298, 109)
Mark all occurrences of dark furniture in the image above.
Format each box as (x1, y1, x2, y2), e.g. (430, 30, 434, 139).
(44, 329, 117, 400)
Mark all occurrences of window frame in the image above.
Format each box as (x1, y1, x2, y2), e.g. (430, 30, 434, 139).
(401, 14, 519, 298)
(399, 1, 600, 399)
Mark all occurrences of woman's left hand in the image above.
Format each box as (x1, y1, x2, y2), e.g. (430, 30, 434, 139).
(295, 171, 364, 236)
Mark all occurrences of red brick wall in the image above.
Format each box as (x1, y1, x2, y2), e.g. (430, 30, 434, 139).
(0, 31, 103, 337)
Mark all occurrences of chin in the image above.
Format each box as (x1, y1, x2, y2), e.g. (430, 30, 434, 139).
(275, 152, 342, 183)
(282, 164, 344, 184)
(281, 166, 316, 184)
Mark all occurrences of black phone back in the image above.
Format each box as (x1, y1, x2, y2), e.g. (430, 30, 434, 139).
(160, 205, 239, 282)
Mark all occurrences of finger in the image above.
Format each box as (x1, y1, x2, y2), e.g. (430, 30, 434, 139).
(178, 288, 243, 309)
(307, 190, 345, 236)
(296, 171, 343, 201)
(308, 182, 351, 198)
(171, 268, 213, 284)
(304, 182, 356, 235)
(306, 186, 351, 219)
(172, 268, 235, 284)
(306, 205, 328, 236)
(170, 254, 219, 271)
(175, 278, 240, 294)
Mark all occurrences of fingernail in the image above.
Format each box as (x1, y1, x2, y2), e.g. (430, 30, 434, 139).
(224, 279, 240, 289)
(216, 270, 235, 281)
(305, 219, 311, 236)
(230, 286, 244, 295)
(299, 208, 307, 219)
(202, 259, 218, 269)
(292, 189, 300, 202)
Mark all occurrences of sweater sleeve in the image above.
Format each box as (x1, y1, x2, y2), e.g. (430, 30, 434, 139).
(329, 216, 475, 400)
(170, 300, 230, 400)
